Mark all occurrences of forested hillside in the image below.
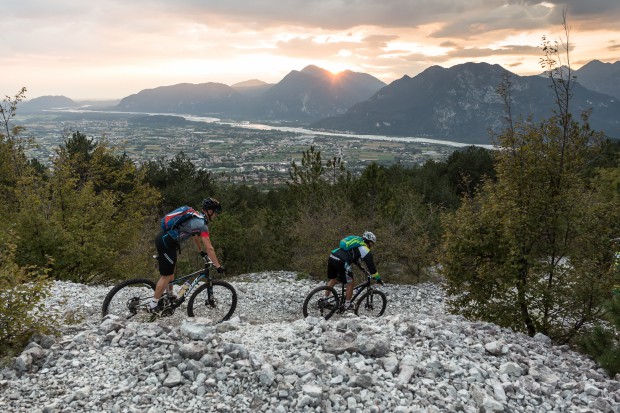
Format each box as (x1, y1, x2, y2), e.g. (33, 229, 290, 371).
(2, 39, 620, 379)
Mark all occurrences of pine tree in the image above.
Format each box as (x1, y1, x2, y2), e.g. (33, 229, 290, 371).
(580, 294, 620, 377)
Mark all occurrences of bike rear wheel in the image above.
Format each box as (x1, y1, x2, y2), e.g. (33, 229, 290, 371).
(101, 278, 156, 322)
(302, 286, 339, 320)
(355, 289, 387, 317)
(187, 280, 237, 324)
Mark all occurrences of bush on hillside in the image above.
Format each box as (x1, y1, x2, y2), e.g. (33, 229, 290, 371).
(0, 240, 58, 359)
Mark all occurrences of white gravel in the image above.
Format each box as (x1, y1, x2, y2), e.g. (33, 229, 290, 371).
(1, 272, 618, 413)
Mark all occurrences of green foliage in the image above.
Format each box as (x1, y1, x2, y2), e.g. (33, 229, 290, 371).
(348, 163, 439, 281)
(378, 188, 437, 282)
(406, 146, 495, 209)
(141, 152, 217, 213)
(12, 132, 160, 283)
(577, 158, 620, 377)
(440, 114, 616, 343)
(1, 88, 28, 143)
(288, 188, 358, 278)
(0, 239, 57, 358)
(444, 146, 496, 199)
(579, 295, 620, 377)
(288, 145, 325, 187)
(0, 89, 62, 359)
(0, 88, 30, 208)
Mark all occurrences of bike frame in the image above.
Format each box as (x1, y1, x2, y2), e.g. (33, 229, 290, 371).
(165, 257, 214, 309)
(334, 266, 378, 310)
(337, 277, 371, 304)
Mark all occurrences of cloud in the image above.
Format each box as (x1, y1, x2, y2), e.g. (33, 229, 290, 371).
(446, 44, 541, 58)
(430, 3, 558, 39)
(121, 0, 620, 34)
(362, 34, 400, 47)
(135, 0, 484, 30)
(2, 0, 619, 98)
(274, 37, 355, 59)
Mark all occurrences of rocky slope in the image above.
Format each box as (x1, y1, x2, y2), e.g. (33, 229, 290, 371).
(1, 272, 619, 412)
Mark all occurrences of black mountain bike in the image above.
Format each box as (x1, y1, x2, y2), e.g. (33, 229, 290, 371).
(102, 255, 237, 324)
(302, 266, 387, 320)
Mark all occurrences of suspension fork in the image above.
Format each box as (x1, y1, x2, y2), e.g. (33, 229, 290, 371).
(204, 266, 216, 306)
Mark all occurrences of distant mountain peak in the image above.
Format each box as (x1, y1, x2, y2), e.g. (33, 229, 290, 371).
(231, 79, 268, 88)
(574, 59, 620, 99)
(20, 95, 79, 113)
(300, 65, 331, 78)
(580, 59, 620, 68)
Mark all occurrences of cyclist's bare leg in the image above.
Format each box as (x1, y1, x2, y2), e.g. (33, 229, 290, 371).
(345, 282, 353, 302)
(324, 278, 338, 297)
(154, 274, 175, 301)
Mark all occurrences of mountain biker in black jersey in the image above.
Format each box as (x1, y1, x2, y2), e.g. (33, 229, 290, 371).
(149, 197, 225, 314)
(325, 231, 381, 310)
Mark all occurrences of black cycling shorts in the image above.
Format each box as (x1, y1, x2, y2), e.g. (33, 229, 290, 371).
(327, 255, 352, 284)
(155, 232, 178, 276)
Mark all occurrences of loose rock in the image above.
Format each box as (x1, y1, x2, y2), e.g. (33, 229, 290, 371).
(0, 273, 618, 412)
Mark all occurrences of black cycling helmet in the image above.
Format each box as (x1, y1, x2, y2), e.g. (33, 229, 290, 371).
(202, 197, 222, 213)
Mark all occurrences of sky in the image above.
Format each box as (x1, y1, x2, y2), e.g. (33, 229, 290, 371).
(2, 0, 620, 101)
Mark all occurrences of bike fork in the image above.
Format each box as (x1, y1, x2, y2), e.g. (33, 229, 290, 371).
(206, 279, 216, 307)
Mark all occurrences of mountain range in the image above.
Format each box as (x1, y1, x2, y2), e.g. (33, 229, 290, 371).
(312, 62, 620, 144)
(572, 60, 620, 100)
(19, 60, 620, 145)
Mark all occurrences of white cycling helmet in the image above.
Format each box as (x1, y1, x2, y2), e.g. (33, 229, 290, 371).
(362, 231, 376, 243)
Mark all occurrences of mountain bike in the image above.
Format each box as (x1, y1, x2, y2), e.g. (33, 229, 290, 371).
(101, 255, 237, 324)
(302, 266, 387, 320)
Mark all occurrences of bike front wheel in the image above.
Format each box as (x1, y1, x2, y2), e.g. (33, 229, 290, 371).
(187, 281, 237, 324)
(302, 286, 339, 320)
(355, 289, 387, 317)
(101, 278, 156, 322)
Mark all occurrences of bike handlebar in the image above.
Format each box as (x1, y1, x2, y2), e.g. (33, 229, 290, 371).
(359, 266, 385, 285)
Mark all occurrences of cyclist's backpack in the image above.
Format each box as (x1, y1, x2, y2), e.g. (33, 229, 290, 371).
(161, 206, 201, 233)
(339, 235, 366, 251)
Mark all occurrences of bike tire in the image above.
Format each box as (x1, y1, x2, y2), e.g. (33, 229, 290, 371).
(187, 280, 237, 324)
(302, 285, 339, 320)
(101, 278, 156, 322)
(355, 289, 387, 317)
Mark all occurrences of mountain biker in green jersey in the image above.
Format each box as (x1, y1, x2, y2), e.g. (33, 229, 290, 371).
(149, 197, 225, 314)
(326, 231, 381, 310)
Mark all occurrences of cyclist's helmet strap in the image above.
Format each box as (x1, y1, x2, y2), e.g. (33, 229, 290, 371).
(202, 197, 222, 213)
(362, 231, 376, 244)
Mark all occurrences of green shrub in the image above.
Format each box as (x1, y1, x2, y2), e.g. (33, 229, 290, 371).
(0, 240, 58, 359)
(579, 295, 620, 377)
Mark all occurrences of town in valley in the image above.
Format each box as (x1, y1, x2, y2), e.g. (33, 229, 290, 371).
(16, 110, 466, 187)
